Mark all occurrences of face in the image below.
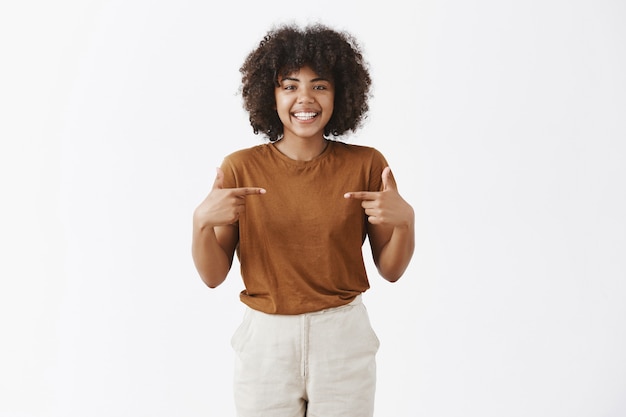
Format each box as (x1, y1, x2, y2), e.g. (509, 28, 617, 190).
(274, 65, 335, 141)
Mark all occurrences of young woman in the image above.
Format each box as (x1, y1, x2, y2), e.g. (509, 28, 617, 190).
(192, 23, 415, 417)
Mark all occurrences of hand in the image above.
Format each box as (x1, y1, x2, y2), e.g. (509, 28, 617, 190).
(344, 167, 414, 227)
(194, 167, 266, 228)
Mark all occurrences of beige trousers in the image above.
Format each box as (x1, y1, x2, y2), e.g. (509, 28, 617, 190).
(230, 295, 380, 417)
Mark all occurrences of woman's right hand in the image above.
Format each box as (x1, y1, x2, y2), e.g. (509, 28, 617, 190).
(193, 167, 266, 229)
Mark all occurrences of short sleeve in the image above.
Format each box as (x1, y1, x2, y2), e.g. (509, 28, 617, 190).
(369, 148, 389, 192)
(219, 155, 238, 189)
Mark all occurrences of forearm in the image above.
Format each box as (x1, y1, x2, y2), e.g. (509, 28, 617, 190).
(376, 221, 415, 282)
(191, 224, 233, 288)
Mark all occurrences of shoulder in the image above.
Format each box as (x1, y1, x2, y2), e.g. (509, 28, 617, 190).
(222, 143, 271, 165)
(330, 141, 388, 164)
(220, 143, 272, 187)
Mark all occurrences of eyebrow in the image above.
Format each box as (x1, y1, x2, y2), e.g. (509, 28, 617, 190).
(281, 76, 331, 83)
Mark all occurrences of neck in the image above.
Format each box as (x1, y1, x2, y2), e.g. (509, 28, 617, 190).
(273, 136, 328, 161)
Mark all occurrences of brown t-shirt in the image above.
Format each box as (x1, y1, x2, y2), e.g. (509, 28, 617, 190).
(220, 140, 388, 314)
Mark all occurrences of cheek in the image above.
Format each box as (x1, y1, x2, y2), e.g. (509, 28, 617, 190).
(276, 100, 289, 116)
(324, 98, 335, 116)
(324, 93, 335, 111)
(275, 94, 290, 112)
(274, 98, 292, 124)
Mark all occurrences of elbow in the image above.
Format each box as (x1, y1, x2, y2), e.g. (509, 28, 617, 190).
(192, 256, 230, 289)
(385, 274, 402, 283)
(378, 265, 407, 283)
(200, 274, 226, 289)
(382, 272, 404, 283)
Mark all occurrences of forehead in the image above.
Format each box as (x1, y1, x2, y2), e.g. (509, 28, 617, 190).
(278, 65, 332, 81)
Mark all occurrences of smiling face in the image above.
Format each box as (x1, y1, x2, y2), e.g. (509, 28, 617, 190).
(274, 65, 335, 142)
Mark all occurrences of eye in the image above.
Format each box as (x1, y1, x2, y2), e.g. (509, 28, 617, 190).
(283, 84, 296, 91)
(313, 85, 327, 90)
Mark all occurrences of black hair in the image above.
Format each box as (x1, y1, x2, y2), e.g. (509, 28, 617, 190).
(240, 23, 372, 141)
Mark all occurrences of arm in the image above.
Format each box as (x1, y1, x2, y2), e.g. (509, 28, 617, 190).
(367, 217, 414, 282)
(192, 168, 266, 288)
(192, 222, 238, 288)
(344, 166, 415, 282)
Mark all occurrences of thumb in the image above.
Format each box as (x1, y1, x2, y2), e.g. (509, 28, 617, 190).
(212, 167, 224, 190)
(382, 166, 398, 191)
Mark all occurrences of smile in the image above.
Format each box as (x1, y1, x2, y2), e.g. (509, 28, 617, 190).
(293, 112, 318, 121)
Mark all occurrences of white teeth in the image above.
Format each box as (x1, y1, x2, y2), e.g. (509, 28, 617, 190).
(293, 112, 317, 120)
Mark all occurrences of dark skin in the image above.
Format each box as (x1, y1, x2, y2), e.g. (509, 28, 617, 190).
(192, 66, 414, 288)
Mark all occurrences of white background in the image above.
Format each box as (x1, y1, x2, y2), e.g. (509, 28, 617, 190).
(1, 0, 625, 416)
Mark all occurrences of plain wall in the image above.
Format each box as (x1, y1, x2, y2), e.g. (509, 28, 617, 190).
(1, 0, 625, 416)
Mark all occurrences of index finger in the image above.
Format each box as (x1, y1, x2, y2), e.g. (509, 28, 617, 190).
(233, 187, 266, 196)
(344, 191, 378, 200)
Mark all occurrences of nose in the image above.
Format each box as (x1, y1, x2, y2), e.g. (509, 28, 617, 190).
(297, 90, 314, 104)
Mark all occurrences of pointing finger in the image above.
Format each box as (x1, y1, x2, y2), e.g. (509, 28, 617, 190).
(344, 191, 378, 200)
(212, 168, 266, 195)
(234, 187, 266, 196)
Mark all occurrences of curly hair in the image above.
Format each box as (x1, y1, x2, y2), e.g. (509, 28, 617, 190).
(239, 23, 372, 141)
